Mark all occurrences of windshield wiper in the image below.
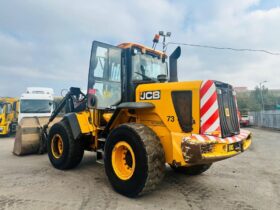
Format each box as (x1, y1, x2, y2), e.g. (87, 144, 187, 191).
(135, 72, 155, 81)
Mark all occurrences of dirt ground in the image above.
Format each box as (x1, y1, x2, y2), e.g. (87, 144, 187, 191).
(0, 128, 279, 210)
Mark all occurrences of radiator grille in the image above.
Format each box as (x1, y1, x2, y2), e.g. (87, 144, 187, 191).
(215, 82, 240, 138)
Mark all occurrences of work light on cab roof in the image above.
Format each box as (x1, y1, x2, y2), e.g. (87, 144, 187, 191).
(152, 31, 171, 53)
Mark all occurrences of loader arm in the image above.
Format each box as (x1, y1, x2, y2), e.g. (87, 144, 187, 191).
(13, 87, 86, 155)
(42, 87, 87, 128)
(40, 87, 87, 152)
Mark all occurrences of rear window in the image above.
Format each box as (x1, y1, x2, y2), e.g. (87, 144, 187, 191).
(171, 91, 193, 132)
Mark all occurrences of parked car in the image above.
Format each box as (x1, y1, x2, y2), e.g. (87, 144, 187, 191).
(240, 115, 250, 127)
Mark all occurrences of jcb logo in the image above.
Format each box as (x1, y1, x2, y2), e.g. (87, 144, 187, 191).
(140, 90, 161, 100)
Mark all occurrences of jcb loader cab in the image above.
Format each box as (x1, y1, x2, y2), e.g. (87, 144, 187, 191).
(19, 40, 252, 197)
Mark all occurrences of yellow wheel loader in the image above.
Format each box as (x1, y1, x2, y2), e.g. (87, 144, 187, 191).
(0, 98, 19, 136)
(14, 39, 252, 197)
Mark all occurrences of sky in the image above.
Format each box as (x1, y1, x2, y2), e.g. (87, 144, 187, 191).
(0, 0, 280, 97)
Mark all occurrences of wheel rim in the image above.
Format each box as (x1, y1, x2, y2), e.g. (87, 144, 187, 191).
(51, 134, 64, 159)
(111, 141, 136, 180)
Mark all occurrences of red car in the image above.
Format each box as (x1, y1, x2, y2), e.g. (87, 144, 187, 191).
(240, 115, 250, 127)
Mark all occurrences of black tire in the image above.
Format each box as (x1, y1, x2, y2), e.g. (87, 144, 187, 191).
(6, 125, 11, 137)
(6, 123, 16, 137)
(171, 164, 212, 175)
(4, 123, 12, 137)
(47, 121, 84, 170)
(38, 128, 48, 154)
(104, 123, 165, 197)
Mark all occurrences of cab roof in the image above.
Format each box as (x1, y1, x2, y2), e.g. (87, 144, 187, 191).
(0, 97, 18, 103)
(118, 42, 167, 58)
(20, 93, 53, 100)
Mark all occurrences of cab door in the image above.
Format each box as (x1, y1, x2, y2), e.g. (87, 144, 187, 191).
(6, 103, 13, 122)
(87, 41, 122, 109)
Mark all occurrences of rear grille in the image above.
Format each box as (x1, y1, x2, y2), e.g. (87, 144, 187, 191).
(215, 81, 240, 138)
(171, 91, 193, 132)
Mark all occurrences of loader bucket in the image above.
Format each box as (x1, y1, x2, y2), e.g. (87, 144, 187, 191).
(13, 117, 62, 156)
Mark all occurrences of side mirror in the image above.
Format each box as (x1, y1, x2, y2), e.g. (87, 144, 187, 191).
(88, 94, 97, 108)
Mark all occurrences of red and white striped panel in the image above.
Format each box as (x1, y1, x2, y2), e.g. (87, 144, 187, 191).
(190, 129, 251, 144)
(200, 80, 221, 136)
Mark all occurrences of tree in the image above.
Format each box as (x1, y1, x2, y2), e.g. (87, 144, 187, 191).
(236, 86, 278, 112)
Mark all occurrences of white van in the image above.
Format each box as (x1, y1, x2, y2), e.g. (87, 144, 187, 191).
(18, 87, 54, 123)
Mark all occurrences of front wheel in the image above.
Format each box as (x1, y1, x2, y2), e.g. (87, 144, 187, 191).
(171, 164, 212, 175)
(47, 121, 84, 170)
(104, 123, 165, 197)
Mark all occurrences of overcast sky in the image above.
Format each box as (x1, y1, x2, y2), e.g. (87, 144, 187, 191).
(0, 0, 280, 97)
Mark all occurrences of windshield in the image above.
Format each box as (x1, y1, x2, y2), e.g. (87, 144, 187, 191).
(0, 103, 4, 114)
(132, 53, 168, 82)
(20, 100, 52, 113)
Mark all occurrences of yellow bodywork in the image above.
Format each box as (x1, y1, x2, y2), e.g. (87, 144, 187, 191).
(73, 80, 252, 167)
(134, 81, 251, 166)
(76, 112, 94, 134)
(135, 81, 201, 166)
(202, 136, 252, 160)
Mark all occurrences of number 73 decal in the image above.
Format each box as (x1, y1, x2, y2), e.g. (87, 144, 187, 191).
(167, 116, 175, 122)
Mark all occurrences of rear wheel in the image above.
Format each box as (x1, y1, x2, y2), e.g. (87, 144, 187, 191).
(6, 123, 12, 137)
(6, 125, 11, 137)
(47, 121, 84, 170)
(171, 164, 212, 175)
(104, 123, 165, 197)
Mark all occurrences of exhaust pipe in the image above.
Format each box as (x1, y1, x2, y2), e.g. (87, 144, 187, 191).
(169, 46, 181, 82)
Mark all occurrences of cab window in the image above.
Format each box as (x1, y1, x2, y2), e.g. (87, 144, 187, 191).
(132, 53, 168, 82)
(6, 104, 12, 114)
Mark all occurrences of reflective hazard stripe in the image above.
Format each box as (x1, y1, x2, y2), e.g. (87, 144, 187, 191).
(191, 129, 250, 144)
(200, 80, 220, 135)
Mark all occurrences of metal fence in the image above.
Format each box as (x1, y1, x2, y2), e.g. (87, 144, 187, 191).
(249, 110, 280, 130)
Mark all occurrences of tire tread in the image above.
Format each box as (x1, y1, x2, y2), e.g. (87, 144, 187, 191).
(48, 121, 84, 170)
(122, 123, 165, 195)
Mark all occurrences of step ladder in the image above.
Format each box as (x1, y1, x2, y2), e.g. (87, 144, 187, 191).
(96, 138, 105, 164)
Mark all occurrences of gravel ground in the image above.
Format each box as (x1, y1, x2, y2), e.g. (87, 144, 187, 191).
(0, 128, 279, 210)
